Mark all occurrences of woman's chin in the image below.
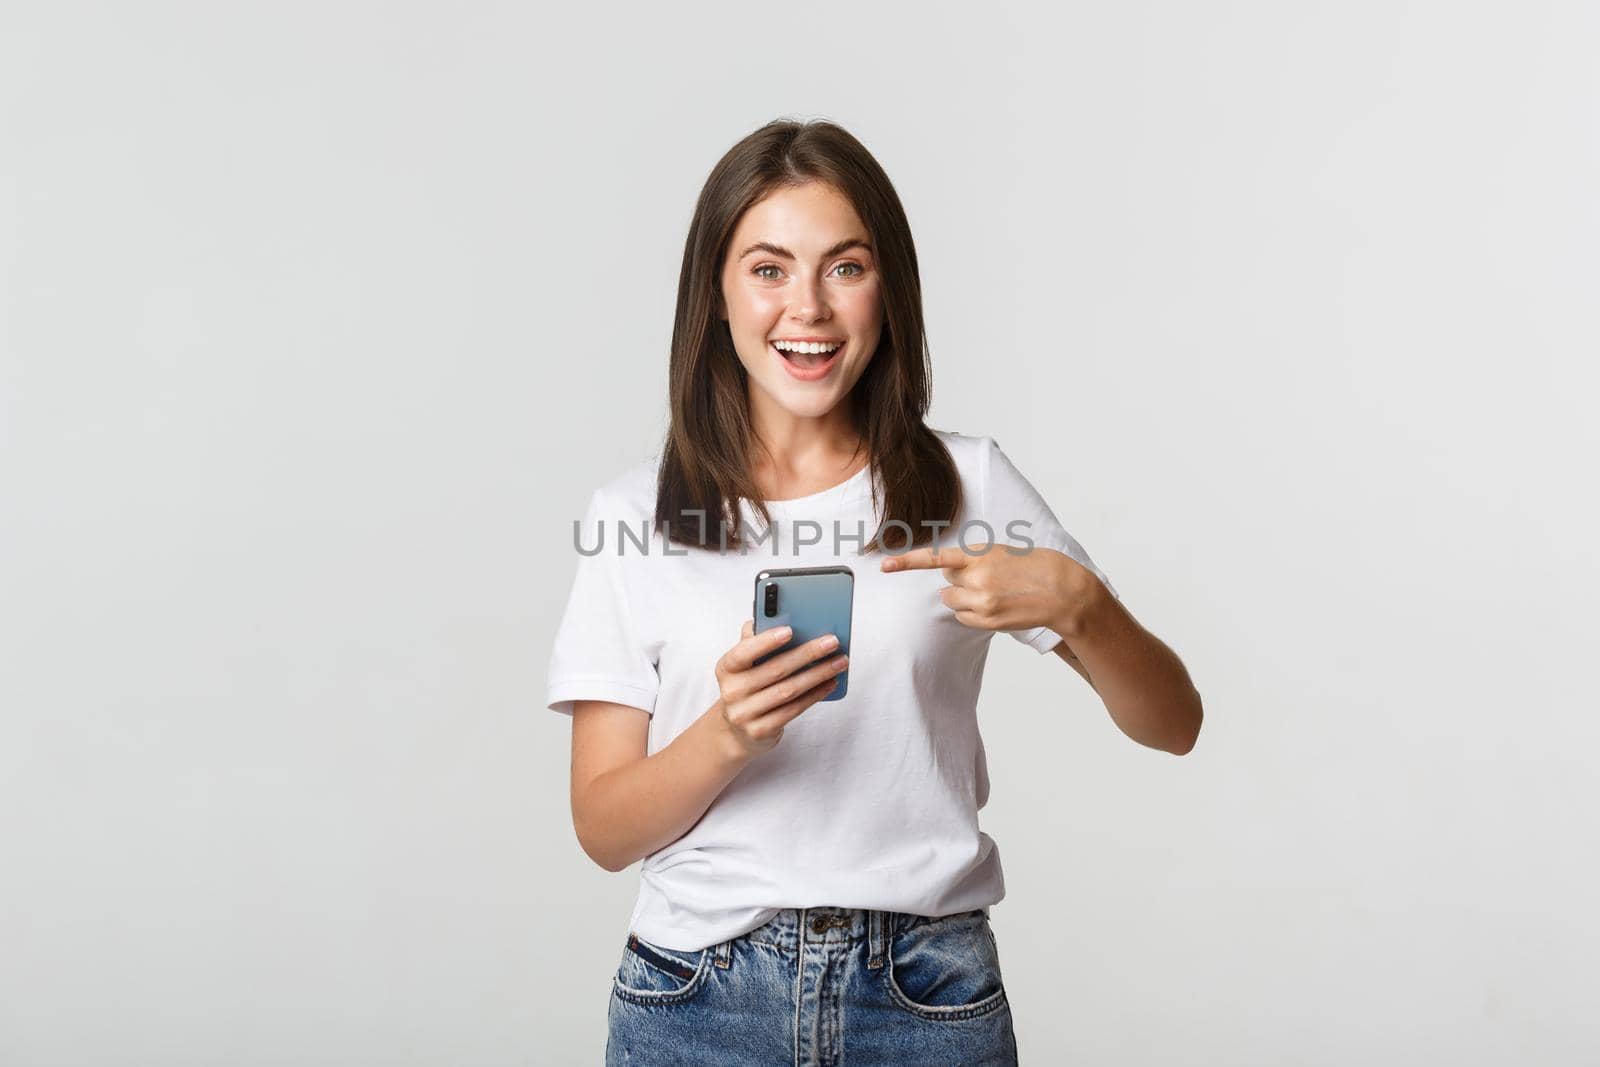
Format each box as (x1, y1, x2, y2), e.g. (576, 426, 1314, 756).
(755, 377, 844, 417)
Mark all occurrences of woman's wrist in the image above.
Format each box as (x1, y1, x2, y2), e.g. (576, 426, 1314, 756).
(701, 701, 759, 769)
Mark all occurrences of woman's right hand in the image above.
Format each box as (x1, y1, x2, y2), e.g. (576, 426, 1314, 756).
(711, 619, 849, 758)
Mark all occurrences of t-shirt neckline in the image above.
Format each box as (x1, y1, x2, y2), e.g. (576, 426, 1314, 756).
(760, 459, 873, 509)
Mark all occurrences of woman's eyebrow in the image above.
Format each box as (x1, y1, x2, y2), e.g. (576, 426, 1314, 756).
(737, 238, 872, 261)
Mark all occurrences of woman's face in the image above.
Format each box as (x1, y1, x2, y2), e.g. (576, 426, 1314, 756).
(717, 181, 883, 423)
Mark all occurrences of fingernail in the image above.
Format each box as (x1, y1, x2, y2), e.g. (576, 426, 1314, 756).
(778, 626, 792, 638)
(834, 655, 849, 669)
(822, 634, 839, 649)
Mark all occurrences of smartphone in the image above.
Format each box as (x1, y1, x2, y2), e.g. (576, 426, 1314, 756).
(751, 565, 854, 701)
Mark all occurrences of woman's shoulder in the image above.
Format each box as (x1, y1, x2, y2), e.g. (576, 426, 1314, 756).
(929, 426, 995, 472)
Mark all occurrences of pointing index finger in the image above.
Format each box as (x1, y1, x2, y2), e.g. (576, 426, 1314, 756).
(881, 545, 971, 573)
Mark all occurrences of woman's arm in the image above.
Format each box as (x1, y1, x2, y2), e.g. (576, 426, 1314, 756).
(570, 700, 753, 872)
(1051, 585, 1204, 756)
(1052, 641, 1096, 689)
(883, 543, 1202, 755)
(569, 624, 848, 872)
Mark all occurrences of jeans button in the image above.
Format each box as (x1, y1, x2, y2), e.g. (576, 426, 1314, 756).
(810, 917, 829, 933)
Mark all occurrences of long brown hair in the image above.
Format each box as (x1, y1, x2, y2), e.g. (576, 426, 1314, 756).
(654, 118, 961, 553)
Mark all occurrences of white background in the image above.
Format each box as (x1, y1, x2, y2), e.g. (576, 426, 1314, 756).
(3, 2, 1596, 1064)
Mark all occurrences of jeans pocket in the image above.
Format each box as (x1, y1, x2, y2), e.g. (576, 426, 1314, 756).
(882, 910, 1009, 1021)
(612, 932, 711, 1006)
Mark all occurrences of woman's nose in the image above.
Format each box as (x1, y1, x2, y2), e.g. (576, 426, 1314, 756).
(789, 275, 829, 322)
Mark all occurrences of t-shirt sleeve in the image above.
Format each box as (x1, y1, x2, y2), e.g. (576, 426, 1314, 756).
(980, 435, 1120, 654)
(545, 487, 661, 716)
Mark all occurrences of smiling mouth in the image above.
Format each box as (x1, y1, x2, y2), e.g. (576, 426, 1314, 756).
(771, 341, 844, 372)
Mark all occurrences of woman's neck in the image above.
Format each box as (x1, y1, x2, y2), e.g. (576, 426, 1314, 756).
(746, 402, 865, 501)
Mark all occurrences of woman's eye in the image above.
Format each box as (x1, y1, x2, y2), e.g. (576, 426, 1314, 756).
(751, 262, 865, 281)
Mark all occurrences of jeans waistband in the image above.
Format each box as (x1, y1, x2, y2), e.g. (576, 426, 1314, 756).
(707, 907, 989, 971)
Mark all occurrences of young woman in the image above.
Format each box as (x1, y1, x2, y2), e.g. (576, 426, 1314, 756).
(547, 118, 1202, 1066)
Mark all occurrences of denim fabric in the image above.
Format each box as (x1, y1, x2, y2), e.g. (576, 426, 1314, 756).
(605, 906, 1017, 1066)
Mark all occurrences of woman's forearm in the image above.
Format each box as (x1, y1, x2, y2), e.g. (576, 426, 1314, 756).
(572, 705, 753, 872)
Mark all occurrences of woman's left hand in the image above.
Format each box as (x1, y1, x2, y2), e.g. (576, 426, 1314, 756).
(881, 542, 1107, 639)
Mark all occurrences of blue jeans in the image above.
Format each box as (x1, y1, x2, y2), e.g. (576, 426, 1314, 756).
(606, 906, 1018, 1066)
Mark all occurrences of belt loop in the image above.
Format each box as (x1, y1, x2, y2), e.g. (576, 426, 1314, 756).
(868, 910, 887, 970)
(714, 937, 732, 969)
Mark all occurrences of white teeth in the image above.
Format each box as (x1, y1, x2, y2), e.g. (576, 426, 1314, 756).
(773, 340, 842, 355)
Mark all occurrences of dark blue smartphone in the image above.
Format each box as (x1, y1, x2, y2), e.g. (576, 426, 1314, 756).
(751, 565, 854, 701)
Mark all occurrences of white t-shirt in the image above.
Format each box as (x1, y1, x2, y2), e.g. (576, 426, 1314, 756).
(545, 429, 1119, 951)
